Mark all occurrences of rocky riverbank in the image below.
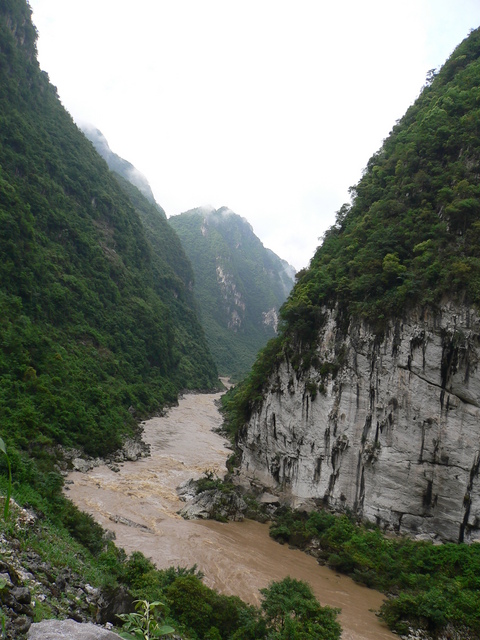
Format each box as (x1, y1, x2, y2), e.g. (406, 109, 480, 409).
(0, 501, 135, 639)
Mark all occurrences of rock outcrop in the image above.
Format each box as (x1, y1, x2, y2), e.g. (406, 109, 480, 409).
(238, 302, 480, 542)
(177, 479, 247, 521)
(0, 501, 134, 639)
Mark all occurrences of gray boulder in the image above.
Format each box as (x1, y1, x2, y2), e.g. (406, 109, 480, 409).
(179, 489, 247, 521)
(28, 619, 122, 640)
(71, 458, 93, 473)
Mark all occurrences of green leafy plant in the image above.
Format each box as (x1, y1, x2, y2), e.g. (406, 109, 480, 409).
(117, 600, 174, 639)
(0, 437, 12, 521)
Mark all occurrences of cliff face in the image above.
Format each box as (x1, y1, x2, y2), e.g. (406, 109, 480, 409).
(235, 27, 480, 544)
(239, 301, 480, 542)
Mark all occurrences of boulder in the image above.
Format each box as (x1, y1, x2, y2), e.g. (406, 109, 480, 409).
(28, 619, 122, 640)
(176, 478, 197, 502)
(72, 458, 93, 473)
(96, 585, 134, 625)
(121, 438, 146, 461)
(179, 488, 247, 521)
(259, 492, 280, 505)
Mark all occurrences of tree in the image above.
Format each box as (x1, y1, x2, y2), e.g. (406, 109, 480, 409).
(260, 577, 341, 640)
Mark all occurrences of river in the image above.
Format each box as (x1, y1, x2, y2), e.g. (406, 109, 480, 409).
(66, 390, 397, 640)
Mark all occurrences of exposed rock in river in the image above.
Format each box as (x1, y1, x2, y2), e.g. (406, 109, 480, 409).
(177, 479, 247, 521)
(66, 437, 150, 475)
(179, 489, 247, 521)
(238, 302, 480, 542)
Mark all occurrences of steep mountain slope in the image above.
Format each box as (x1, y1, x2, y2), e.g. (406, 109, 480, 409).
(169, 206, 295, 378)
(233, 27, 480, 543)
(79, 126, 218, 385)
(0, 0, 218, 461)
(81, 124, 158, 206)
(80, 127, 196, 304)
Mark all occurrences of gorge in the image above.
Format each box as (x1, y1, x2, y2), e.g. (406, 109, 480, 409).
(66, 390, 395, 640)
(1, 1, 480, 637)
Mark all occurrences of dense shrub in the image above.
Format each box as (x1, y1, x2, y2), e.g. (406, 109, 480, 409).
(269, 507, 480, 636)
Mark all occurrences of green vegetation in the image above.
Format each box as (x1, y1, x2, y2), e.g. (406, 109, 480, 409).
(257, 577, 340, 640)
(284, 27, 480, 332)
(269, 507, 480, 636)
(220, 336, 284, 436)
(117, 600, 175, 639)
(195, 469, 233, 494)
(0, 496, 341, 639)
(112, 175, 218, 389)
(123, 555, 340, 640)
(169, 207, 295, 379)
(0, 438, 12, 521)
(0, 0, 217, 468)
(226, 26, 480, 430)
(0, 3, 220, 630)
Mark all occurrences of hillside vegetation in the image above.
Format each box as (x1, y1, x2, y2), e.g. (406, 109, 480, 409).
(169, 207, 295, 378)
(81, 125, 158, 205)
(228, 26, 480, 428)
(0, 0, 217, 466)
(285, 27, 480, 336)
(221, 25, 480, 639)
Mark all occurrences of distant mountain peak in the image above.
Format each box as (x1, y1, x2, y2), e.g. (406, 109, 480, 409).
(169, 206, 295, 377)
(80, 123, 158, 207)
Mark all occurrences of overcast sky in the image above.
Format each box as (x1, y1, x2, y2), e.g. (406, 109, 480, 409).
(28, 1, 480, 271)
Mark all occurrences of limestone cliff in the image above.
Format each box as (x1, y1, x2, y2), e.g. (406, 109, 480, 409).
(239, 301, 480, 542)
(236, 28, 480, 543)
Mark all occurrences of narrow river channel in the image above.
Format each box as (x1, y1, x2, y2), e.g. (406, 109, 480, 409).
(66, 390, 396, 640)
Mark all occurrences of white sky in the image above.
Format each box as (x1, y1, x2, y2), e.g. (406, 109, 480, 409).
(28, 1, 480, 271)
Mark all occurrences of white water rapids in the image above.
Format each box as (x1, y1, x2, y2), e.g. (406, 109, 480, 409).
(66, 390, 396, 640)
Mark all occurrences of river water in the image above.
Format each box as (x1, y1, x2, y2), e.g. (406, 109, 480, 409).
(66, 391, 396, 640)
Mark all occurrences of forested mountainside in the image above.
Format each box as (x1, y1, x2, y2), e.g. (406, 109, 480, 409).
(230, 28, 480, 542)
(169, 207, 295, 378)
(0, 0, 218, 466)
(81, 124, 158, 206)
(80, 127, 197, 305)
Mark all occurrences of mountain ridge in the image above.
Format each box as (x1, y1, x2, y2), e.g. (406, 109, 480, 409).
(169, 206, 295, 378)
(231, 26, 480, 542)
(80, 128, 296, 379)
(81, 124, 160, 208)
(0, 0, 218, 461)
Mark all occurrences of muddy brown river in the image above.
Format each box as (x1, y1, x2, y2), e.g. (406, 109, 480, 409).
(67, 390, 396, 640)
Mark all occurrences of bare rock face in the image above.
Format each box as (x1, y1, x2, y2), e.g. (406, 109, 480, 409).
(238, 302, 480, 542)
(28, 619, 122, 639)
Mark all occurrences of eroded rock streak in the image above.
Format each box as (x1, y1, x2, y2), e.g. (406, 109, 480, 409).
(239, 303, 480, 542)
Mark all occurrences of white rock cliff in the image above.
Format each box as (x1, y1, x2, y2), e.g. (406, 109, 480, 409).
(238, 302, 480, 542)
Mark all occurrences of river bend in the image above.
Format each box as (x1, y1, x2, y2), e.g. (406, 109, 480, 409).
(66, 391, 396, 640)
